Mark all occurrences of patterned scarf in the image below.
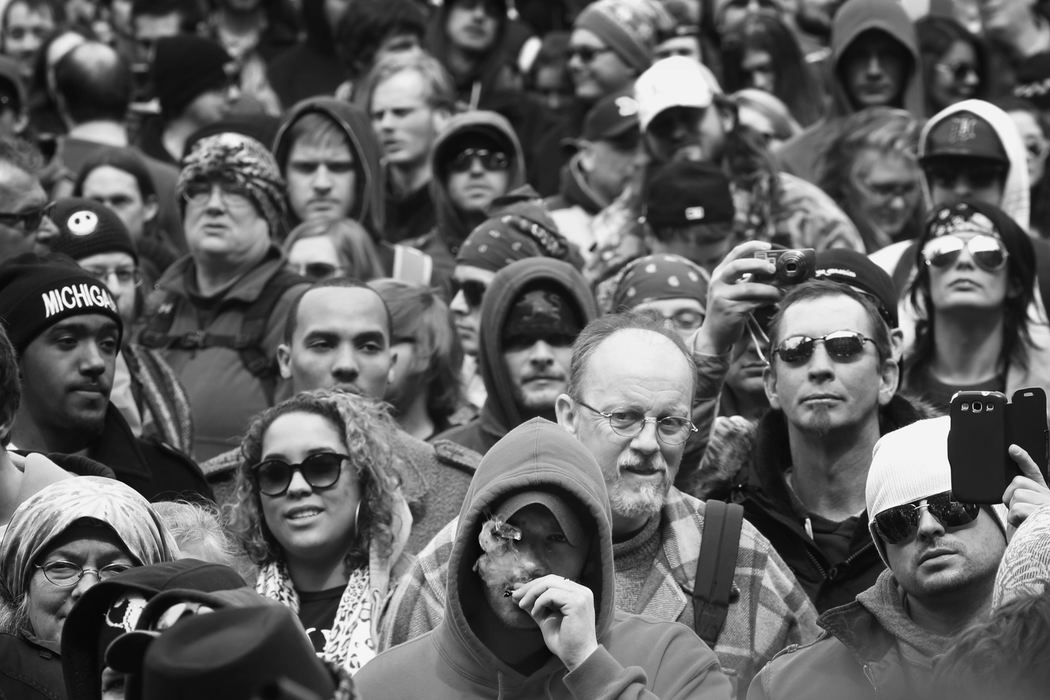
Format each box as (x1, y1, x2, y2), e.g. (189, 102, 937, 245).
(256, 561, 378, 674)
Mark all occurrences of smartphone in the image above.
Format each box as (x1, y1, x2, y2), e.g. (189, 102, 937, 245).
(948, 391, 1010, 504)
(1009, 387, 1049, 482)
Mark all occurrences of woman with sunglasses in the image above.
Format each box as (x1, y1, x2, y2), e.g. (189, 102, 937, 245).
(902, 200, 1049, 412)
(229, 389, 412, 675)
(916, 15, 987, 115)
(0, 477, 176, 699)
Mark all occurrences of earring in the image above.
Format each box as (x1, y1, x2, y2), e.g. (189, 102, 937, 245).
(353, 501, 363, 538)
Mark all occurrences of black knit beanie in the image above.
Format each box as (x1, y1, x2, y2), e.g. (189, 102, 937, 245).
(0, 254, 123, 355)
(46, 198, 138, 263)
(152, 36, 232, 119)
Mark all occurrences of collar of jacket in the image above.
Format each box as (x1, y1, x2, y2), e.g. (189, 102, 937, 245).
(158, 244, 289, 304)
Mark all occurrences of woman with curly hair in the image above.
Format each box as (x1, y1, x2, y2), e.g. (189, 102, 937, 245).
(228, 389, 413, 674)
(817, 107, 924, 253)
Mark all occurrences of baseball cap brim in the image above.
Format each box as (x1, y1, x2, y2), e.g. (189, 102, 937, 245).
(494, 490, 587, 549)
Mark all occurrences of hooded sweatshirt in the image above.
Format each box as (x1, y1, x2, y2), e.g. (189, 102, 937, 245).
(354, 417, 732, 700)
(266, 0, 343, 108)
(749, 569, 963, 700)
(409, 111, 527, 294)
(777, 0, 925, 183)
(272, 97, 386, 236)
(870, 98, 1032, 287)
(435, 258, 598, 455)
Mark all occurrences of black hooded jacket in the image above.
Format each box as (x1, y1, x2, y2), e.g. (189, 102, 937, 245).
(435, 258, 598, 454)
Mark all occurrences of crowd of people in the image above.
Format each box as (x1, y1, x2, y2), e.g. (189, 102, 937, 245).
(1, 0, 1050, 698)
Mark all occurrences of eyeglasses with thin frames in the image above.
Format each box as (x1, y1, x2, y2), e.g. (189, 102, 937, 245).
(36, 560, 132, 587)
(574, 399, 698, 445)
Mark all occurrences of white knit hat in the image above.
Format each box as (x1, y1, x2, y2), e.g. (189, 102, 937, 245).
(866, 416, 1008, 565)
(993, 504, 1050, 608)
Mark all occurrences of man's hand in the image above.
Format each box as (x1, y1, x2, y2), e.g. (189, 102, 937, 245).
(511, 574, 599, 672)
(1004, 444, 1050, 532)
(690, 240, 782, 356)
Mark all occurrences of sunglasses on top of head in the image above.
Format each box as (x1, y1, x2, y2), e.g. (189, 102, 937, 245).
(873, 491, 980, 544)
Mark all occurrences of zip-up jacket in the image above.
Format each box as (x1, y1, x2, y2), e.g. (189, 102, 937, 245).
(748, 570, 957, 700)
(704, 395, 936, 612)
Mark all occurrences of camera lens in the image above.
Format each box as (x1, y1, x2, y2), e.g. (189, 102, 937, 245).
(973, 401, 983, 413)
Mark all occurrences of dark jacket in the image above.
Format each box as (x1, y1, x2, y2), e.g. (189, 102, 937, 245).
(355, 418, 733, 699)
(777, 0, 925, 183)
(383, 177, 436, 245)
(0, 633, 63, 700)
(272, 97, 386, 236)
(748, 570, 954, 700)
(142, 246, 309, 461)
(703, 395, 934, 612)
(406, 111, 527, 296)
(435, 258, 598, 455)
(266, 0, 343, 108)
(86, 404, 213, 503)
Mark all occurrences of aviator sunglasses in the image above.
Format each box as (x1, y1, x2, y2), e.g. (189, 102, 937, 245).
(772, 330, 875, 365)
(873, 491, 980, 544)
(921, 234, 1008, 273)
(251, 452, 349, 497)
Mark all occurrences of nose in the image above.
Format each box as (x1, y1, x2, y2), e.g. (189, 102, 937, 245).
(951, 178, 973, 199)
(204, 185, 225, 213)
(629, 417, 661, 455)
(377, 111, 395, 131)
(467, 157, 485, 176)
(527, 340, 555, 367)
(285, 468, 312, 496)
(805, 342, 835, 381)
(313, 165, 332, 191)
(80, 341, 107, 376)
(866, 53, 884, 77)
(450, 288, 469, 315)
(915, 506, 946, 540)
(70, 569, 102, 602)
(331, 345, 360, 382)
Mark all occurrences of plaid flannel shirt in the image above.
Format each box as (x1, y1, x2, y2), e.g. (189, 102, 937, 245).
(380, 486, 819, 696)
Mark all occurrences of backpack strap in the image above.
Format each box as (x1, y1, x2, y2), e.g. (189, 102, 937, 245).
(693, 499, 745, 647)
(139, 270, 305, 404)
(230, 269, 305, 403)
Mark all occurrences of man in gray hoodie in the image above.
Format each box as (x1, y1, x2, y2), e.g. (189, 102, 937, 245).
(749, 416, 1009, 700)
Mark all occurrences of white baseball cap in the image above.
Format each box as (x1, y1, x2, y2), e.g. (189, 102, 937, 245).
(634, 56, 722, 132)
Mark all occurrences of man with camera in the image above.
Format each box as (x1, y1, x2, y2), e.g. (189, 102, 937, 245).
(698, 252, 939, 613)
(747, 415, 1042, 700)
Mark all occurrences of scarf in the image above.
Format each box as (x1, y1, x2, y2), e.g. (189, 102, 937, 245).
(256, 560, 379, 675)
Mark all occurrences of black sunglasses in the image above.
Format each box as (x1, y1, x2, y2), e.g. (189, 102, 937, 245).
(773, 330, 874, 365)
(937, 61, 978, 83)
(251, 452, 348, 497)
(874, 492, 980, 544)
(925, 165, 1005, 191)
(456, 279, 487, 309)
(289, 262, 344, 281)
(0, 205, 47, 233)
(449, 148, 510, 174)
(567, 46, 614, 63)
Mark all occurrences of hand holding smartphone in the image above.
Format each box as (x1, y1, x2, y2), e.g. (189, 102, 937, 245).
(948, 388, 1048, 504)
